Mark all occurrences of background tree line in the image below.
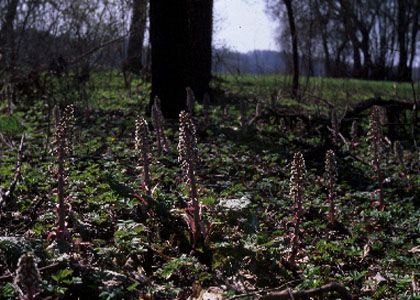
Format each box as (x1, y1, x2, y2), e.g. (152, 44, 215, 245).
(0, 0, 213, 118)
(0, 0, 419, 117)
(266, 0, 420, 82)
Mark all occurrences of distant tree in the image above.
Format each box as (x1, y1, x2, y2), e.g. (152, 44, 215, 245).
(267, 0, 419, 81)
(150, 0, 213, 118)
(266, 0, 299, 97)
(397, 0, 419, 81)
(123, 0, 148, 89)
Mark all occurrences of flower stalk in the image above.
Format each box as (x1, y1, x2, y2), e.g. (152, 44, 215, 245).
(324, 150, 338, 224)
(367, 106, 385, 210)
(135, 116, 152, 196)
(288, 151, 306, 265)
(14, 252, 41, 300)
(52, 105, 74, 242)
(178, 111, 202, 246)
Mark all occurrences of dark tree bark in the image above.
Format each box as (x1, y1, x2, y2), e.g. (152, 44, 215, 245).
(351, 42, 362, 78)
(360, 30, 372, 78)
(150, 0, 213, 119)
(282, 0, 299, 98)
(397, 0, 411, 81)
(150, 0, 189, 118)
(187, 0, 213, 100)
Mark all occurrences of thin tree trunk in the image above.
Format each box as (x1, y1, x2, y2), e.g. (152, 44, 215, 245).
(123, 0, 148, 91)
(408, 0, 419, 79)
(320, 24, 331, 76)
(352, 43, 362, 78)
(0, 0, 19, 69)
(283, 0, 299, 98)
(126, 0, 147, 75)
(360, 34, 372, 78)
(397, 0, 410, 81)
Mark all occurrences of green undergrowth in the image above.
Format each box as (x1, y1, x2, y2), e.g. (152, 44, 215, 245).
(0, 74, 418, 299)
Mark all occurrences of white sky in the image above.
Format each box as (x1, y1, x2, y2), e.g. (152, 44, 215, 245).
(213, 0, 278, 52)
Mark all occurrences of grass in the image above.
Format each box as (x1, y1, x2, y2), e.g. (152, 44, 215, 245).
(215, 74, 419, 104)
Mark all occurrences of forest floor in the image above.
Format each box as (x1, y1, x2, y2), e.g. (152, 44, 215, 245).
(0, 74, 419, 299)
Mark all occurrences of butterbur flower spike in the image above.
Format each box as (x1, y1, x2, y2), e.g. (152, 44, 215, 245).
(325, 150, 337, 224)
(288, 151, 306, 265)
(178, 111, 202, 246)
(289, 152, 306, 208)
(52, 105, 74, 243)
(62, 104, 75, 156)
(14, 252, 41, 300)
(178, 111, 199, 180)
(135, 116, 152, 196)
(367, 106, 385, 210)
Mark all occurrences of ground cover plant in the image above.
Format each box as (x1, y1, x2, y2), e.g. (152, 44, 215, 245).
(0, 74, 419, 299)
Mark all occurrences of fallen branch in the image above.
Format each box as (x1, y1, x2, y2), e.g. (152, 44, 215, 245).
(256, 97, 415, 132)
(259, 282, 353, 300)
(227, 279, 303, 300)
(344, 97, 414, 122)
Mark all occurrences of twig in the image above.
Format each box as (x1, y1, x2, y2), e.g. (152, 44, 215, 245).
(0, 132, 13, 148)
(68, 35, 128, 66)
(260, 282, 353, 300)
(227, 279, 302, 300)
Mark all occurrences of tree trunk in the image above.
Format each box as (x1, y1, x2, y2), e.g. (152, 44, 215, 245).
(150, 0, 213, 119)
(150, 0, 189, 118)
(321, 35, 331, 76)
(360, 34, 372, 78)
(314, 0, 331, 76)
(352, 43, 362, 78)
(0, 0, 19, 69)
(334, 41, 347, 77)
(283, 0, 299, 98)
(408, 0, 419, 79)
(397, 0, 410, 81)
